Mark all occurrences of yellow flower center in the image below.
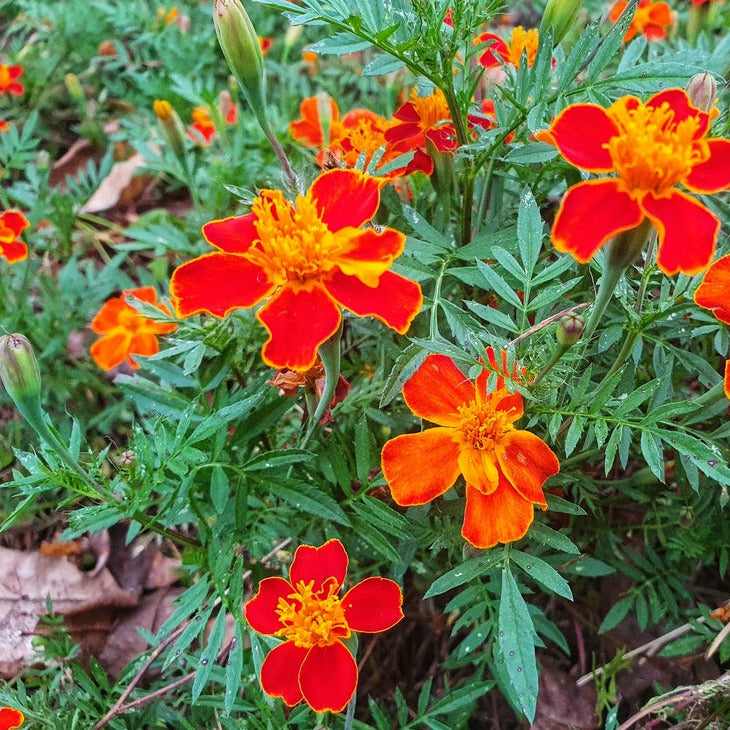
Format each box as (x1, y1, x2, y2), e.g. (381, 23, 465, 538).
(409, 88, 452, 132)
(508, 27, 539, 68)
(457, 399, 514, 450)
(275, 579, 351, 648)
(606, 98, 710, 196)
(117, 307, 147, 333)
(247, 191, 344, 290)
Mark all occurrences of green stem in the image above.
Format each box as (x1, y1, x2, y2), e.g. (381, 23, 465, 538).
(344, 693, 357, 730)
(261, 122, 298, 190)
(430, 260, 448, 340)
(580, 262, 625, 349)
(533, 343, 571, 385)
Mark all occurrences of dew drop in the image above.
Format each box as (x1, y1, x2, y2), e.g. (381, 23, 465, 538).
(708, 460, 717, 467)
(499, 630, 505, 637)
(200, 658, 209, 666)
(509, 650, 515, 657)
(517, 666, 523, 673)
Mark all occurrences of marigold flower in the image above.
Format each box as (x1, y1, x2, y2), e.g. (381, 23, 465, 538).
(536, 88, 730, 275)
(0, 64, 23, 95)
(0, 707, 23, 730)
(0, 120, 8, 133)
(170, 169, 423, 371)
(0, 210, 29, 263)
(187, 99, 238, 146)
(259, 36, 272, 55)
(381, 354, 560, 549)
(245, 539, 404, 712)
(476, 26, 539, 69)
(289, 93, 342, 150)
(90, 287, 177, 371)
(609, 0, 674, 42)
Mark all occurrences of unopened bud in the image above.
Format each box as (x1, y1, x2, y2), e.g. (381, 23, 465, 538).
(540, 0, 583, 44)
(284, 24, 303, 49)
(154, 99, 186, 159)
(686, 72, 717, 113)
(64, 73, 85, 104)
(0, 334, 42, 420)
(556, 314, 585, 346)
(212, 0, 267, 124)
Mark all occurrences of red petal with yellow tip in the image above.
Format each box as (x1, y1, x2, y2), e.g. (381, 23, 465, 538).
(257, 285, 341, 371)
(0, 240, 27, 263)
(244, 577, 293, 634)
(289, 95, 339, 147)
(0, 707, 24, 730)
(462, 481, 536, 549)
(684, 139, 730, 194)
(0, 210, 29, 237)
(552, 179, 644, 262)
(342, 577, 404, 632)
(202, 213, 259, 254)
(476, 32, 509, 67)
(382, 428, 461, 505)
(724, 361, 730, 401)
(641, 189, 719, 275)
(309, 169, 382, 232)
(544, 104, 619, 172)
(299, 642, 358, 712)
(336, 227, 406, 272)
(497, 430, 558, 505)
(170, 253, 274, 318)
(694, 254, 730, 324)
(290, 539, 348, 594)
(260, 641, 307, 706)
(401, 354, 475, 427)
(646, 88, 709, 138)
(324, 269, 422, 335)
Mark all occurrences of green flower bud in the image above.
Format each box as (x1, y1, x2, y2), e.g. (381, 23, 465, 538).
(556, 314, 585, 347)
(686, 72, 717, 113)
(540, 0, 583, 44)
(154, 99, 187, 160)
(0, 333, 43, 427)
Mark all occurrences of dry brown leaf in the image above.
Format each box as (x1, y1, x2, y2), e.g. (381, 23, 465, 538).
(80, 152, 146, 214)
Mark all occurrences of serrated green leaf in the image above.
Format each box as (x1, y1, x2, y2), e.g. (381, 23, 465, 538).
(424, 553, 503, 598)
(640, 431, 665, 482)
(276, 484, 351, 527)
(428, 681, 495, 716)
(528, 523, 580, 555)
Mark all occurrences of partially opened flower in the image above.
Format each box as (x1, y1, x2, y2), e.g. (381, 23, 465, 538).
(245, 539, 404, 712)
(0, 65, 23, 95)
(187, 99, 238, 146)
(381, 353, 560, 548)
(170, 168, 422, 371)
(0, 707, 24, 730)
(90, 286, 178, 371)
(609, 0, 674, 42)
(0, 210, 29, 263)
(476, 26, 539, 69)
(537, 88, 730, 274)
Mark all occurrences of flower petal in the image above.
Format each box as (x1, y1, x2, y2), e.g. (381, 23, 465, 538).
(170, 253, 274, 318)
(0, 240, 27, 263)
(381, 428, 462, 505)
(462, 481, 536, 549)
(257, 285, 341, 370)
(497, 430, 558, 505)
(0, 210, 29, 237)
(694, 254, 730, 324)
(458, 447, 500, 495)
(552, 179, 644, 263)
(244, 577, 293, 634)
(334, 228, 406, 286)
(128, 332, 161, 364)
(0, 707, 24, 730)
(202, 213, 259, 254)
(647, 88, 709, 137)
(725, 360, 730, 401)
(309, 169, 383, 232)
(543, 104, 619, 172)
(260, 641, 307, 706)
(401, 354, 475, 426)
(342, 577, 404, 632)
(641, 189, 719, 275)
(324, 269, 422, 335)
(289, 95, 339, 147)
(684, 139, 730, 194)
(90, 332, 131, 371)
(299, 642, 358, 713)
(290, 539, 348, 594)
(476, 32, 509, 67)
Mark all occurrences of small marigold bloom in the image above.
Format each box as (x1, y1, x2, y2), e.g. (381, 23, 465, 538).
(0, 120, 8, 133)
(0, 210, 29, 264)
(476, 26, 539, 69)
(245, 539, 404, 712)
(289, 94, 343, 151)
(0, 64, 23, 95)
(259, 36, 272, 55)
(536, 88, 730, 275)
(90, 286, 177, 371)
(608, 0, 673, 42)
(187, 101, 238, 146)
(381, 354, 560, 549)
(0, 707, 24, 730)
(170, 169, 422, 371)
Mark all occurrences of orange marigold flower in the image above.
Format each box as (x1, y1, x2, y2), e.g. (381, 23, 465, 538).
(259, 36, 272, 55)
(90, 286, 177, 371)
(0, 707, 24, 730)
(289, 93, 344, 151)
(187, 101, 238, 146)
(0, 64, 23, 95)
(170, 169, 423, 371)
(536, 88, 730, 275)
(0, 210, 29, 264)
(245, 539, 403, 712)
(0, 120, 8, 133)
(476, 26, 539, 69)
(381, 353, 560, 549)
(609, 0, 674, 42)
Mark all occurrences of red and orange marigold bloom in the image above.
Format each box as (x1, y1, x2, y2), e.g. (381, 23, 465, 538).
(609, 0, 674, 42)
(170, 169, 422, 371)
(381, 354, 559, 549)
(0, 707, 24, 730)
(476, 26, 539, 69)
(245, 539, 403, 712)
(90, 286, 178, 371)
(0, 65, 23, 95)
(0, 120, 9, 133)
(187, 101, 238, 146)
(537, 88, 730, 275)
(0, 210, 29, 264)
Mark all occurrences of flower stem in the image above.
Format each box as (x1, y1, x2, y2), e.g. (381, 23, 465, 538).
(580, 262, 625, 348)
(533, 343, 571, 385)
(344, 693, 357, 730)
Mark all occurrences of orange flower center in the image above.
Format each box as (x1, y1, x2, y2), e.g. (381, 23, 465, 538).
(409, 89, 452, 132)
(606, 98, 710, 196)
(507, 27, 539, 68)
(457, 400, 514, 450)
(247, 191, 342, 289)
(275, 579, 351, 648)
(117, 307, 148, 333)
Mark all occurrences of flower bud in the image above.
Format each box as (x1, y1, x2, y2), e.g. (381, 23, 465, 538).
(64, 73, 84, 104)
(540, 0, 583, 44)
(154, 99, 186, 159)
(212, 0, 267, 124)
(284, 24, 303, 50)
(556, 314, 585, 346)
(686, 72, 717, 113)
(0, 334, 42, 419)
